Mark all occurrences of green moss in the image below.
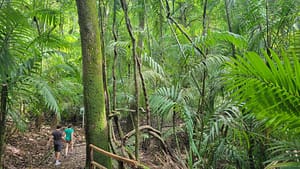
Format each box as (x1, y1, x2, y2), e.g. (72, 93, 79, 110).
(76, 0, 112, 168)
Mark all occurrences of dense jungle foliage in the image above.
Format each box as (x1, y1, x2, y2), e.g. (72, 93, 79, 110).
(0, 0, 299, 168)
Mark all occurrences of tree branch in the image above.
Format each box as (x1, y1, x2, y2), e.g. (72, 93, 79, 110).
(164, 0, 205, 57)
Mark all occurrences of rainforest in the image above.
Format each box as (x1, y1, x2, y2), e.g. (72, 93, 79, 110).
(0, 0, 299, 169)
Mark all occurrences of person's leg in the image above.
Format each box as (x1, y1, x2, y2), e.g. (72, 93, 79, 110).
(70, 140, 74, 153)
(55, 152, 61, 165)
(55, 144, 62, 165)
(65, 142, 69, 156)
(55, 152, 59, 161)
(54, 144, 59, 161)
(57, 151, 60, 161)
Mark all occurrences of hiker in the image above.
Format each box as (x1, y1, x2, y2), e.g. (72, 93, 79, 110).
(64, 124, 75, 156)
(47, 125, 65, 166)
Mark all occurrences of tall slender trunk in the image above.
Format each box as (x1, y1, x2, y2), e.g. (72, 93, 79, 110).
(0, 83, 8, 168)
(98, 0, 114, 154)
(120, 0, 140, 161)
(76, 0, 112, 168)
(157, 2, 164, 131)
(112, 2, 126, 168)
(137, 0, 151, 126)
(265, 0, 271, 56)
(224, 0, 236, 58)
(195, 0, 209, 164)
(248, 134, 255, 169)
(112, 0, 124, 141)
(98, 0, 109, 119)
(112, 0, 118, 128)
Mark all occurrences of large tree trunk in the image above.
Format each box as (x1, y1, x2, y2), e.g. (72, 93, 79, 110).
(0, 83, 8, 168)
(75, 1, 112, 168)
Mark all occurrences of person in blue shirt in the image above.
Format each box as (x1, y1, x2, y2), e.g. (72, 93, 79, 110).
(64, 124, 75, 156)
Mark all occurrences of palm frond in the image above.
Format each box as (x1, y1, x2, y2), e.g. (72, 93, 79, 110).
(225, 48, 300, 167)
(24, 76, 60, 118)
(55, 78, 82, 104)
(265, 162, 300, 169)
(107, 40, 130, 58)
(142, 53, 165, 76)
(7, 110, 27, 132)
(150, 85, 190, 120)
(225, 50, 300, 116)
(141, 70, 168, 87)
(265, 140, 300, 168)
(182, 107, 200, 160)
(149, 94, 176, 120)
(189, 54, 228, 76)
(207, 31, 248, 50)
(208, 106, 241, 142)
(0, 5, 34, 77)
(29, 31, 68, 50)
(214, 139, 247, 168)
(32, 8, 60, 26)
(288, 30, 300, 58)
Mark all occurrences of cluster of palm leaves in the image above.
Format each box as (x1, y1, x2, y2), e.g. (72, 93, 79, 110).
(226, 46, 300, 169)
(0, 0, 82, 131)
(148, 37, 300, 169)
(146, 1, 300, 168)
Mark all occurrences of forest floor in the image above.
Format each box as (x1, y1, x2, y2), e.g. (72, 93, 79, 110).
(3, 124, 186, 169)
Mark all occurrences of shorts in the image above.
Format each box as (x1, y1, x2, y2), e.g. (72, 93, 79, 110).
(54, 143, 62, 152)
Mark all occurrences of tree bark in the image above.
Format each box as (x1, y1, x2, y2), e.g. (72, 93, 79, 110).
(75, 0, 112, 168)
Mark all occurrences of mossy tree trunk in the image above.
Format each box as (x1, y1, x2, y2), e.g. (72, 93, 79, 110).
(75, 0, 112, 168)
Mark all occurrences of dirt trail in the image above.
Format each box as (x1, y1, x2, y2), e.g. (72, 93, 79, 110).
(43, 144, 86, 169)
(4, 125, 86, 169)
(4, 125, 185, 169)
